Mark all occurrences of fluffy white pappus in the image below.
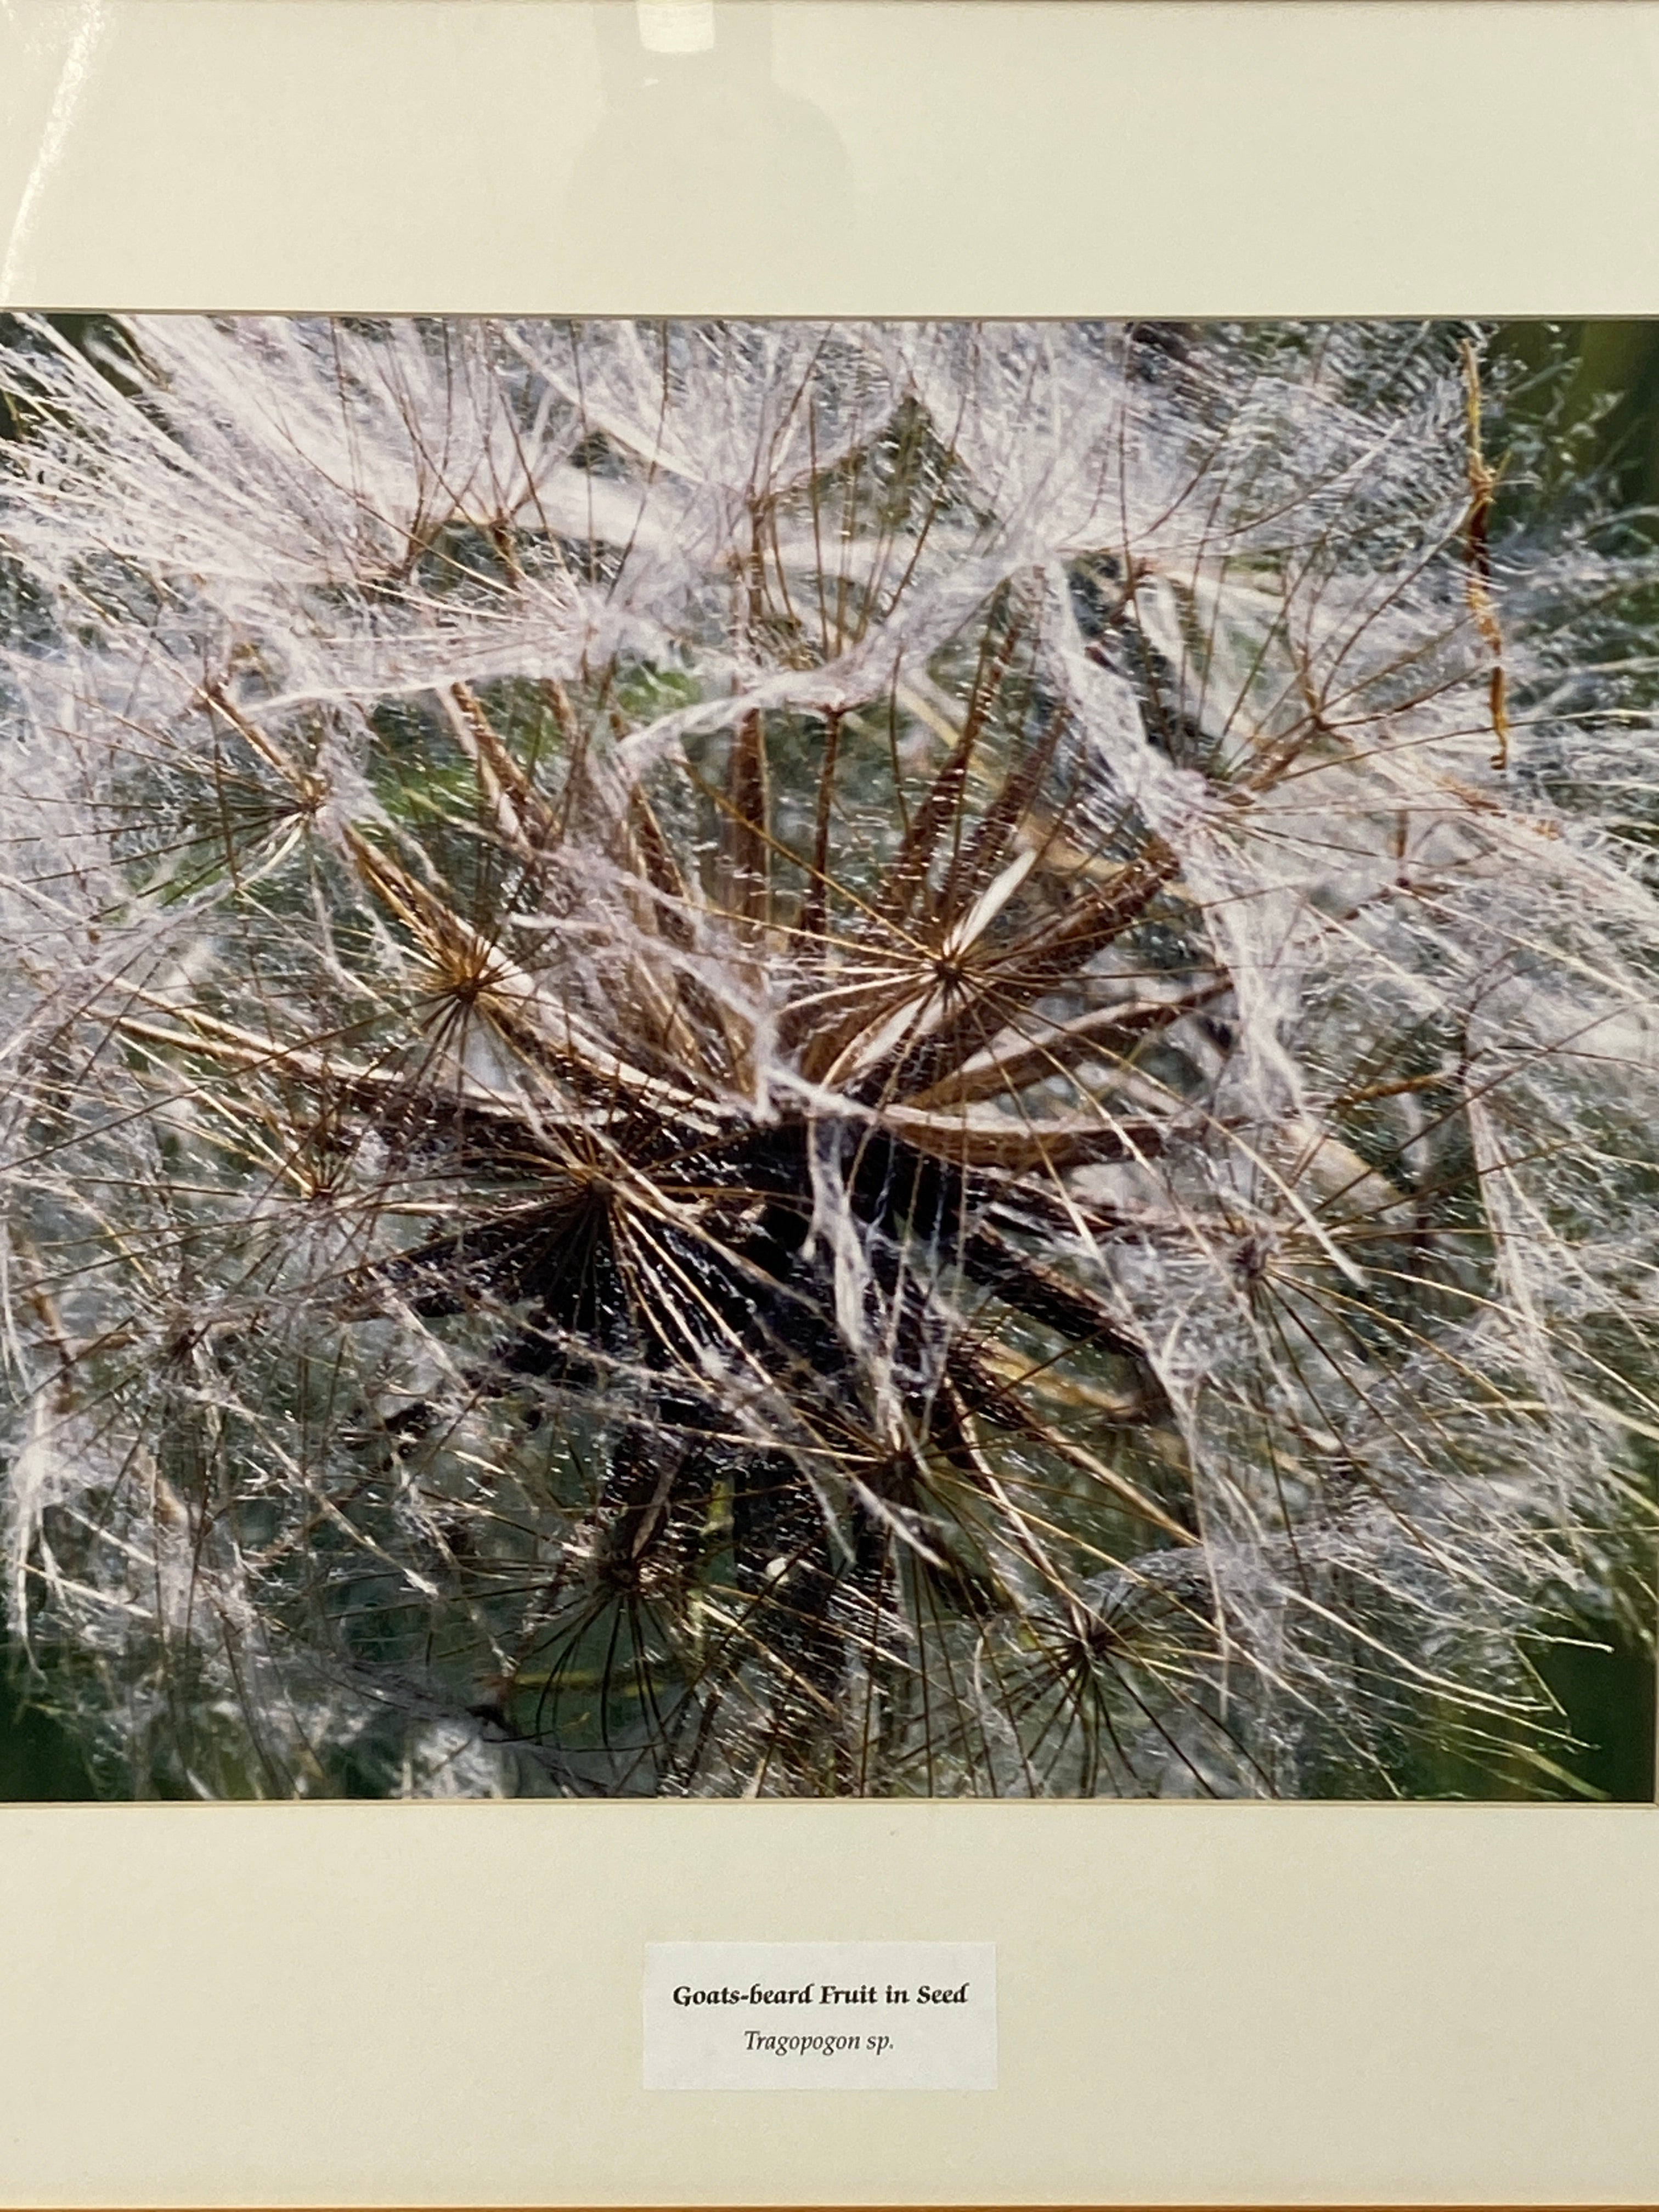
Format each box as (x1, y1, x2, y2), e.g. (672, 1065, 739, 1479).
(0, 314, 1654, 1801)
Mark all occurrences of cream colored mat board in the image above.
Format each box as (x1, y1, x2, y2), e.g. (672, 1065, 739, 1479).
(1, 1802, 1656, 2205)
(2, 2, 1659, 314)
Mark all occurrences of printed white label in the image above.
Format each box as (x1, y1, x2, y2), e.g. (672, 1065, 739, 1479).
(644, 1942, 997, 2091)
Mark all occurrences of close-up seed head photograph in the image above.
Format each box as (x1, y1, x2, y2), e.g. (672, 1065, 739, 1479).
(1, 312, 1656, 1805)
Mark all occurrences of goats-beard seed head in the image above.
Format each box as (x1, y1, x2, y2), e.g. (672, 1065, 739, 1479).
(0, 314, 1654, 1799)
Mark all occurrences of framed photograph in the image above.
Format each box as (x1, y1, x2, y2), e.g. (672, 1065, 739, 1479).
(2, 1, 1658, 2203)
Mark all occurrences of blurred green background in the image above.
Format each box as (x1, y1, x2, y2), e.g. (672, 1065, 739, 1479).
(1498, 321, 1659, 514)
